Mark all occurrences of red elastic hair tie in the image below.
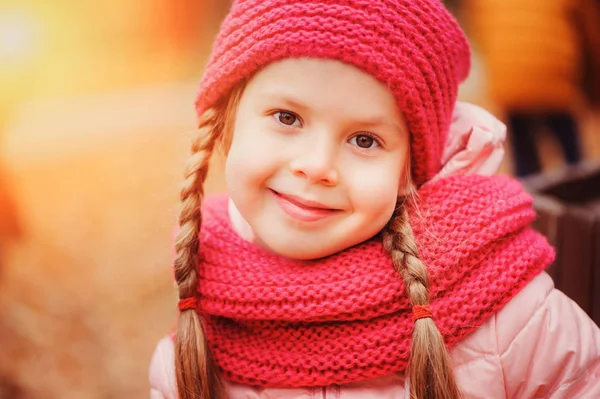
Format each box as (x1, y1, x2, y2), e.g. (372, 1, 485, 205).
(178, 297, 197, 311)
(413, 305, 433, 321)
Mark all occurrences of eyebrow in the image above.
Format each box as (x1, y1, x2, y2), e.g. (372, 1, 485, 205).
(357, 118, 405, 135)
(261, 91, 405, 135)
(261, 91, 311, 112)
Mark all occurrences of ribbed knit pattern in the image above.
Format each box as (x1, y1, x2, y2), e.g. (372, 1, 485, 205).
(195, 175, 554, 387)
(195, 0, 471, 185)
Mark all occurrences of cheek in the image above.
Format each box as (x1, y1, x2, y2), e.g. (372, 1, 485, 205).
(354, 175, 398, 212)
(224, 126, 281, 196)
(225, 139, 260, 193)
(225, 140, 264, 220)
(345, 160, 404, 219)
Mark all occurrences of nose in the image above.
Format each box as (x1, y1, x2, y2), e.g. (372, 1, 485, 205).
(289, 139, 339, 186)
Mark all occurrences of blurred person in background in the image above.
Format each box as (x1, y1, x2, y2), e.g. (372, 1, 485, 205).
(465, 0, 600, 177)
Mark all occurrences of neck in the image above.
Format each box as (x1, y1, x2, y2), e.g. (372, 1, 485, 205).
(227, 198, 254, 242)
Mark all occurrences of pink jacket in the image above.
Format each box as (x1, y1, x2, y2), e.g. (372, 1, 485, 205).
(149, 104, 600, 398)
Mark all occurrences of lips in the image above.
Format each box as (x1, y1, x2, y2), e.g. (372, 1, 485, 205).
(269, 189, 341, 223)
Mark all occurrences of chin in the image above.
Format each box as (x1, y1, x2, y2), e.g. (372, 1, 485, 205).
(260, 234, 352, 260)
(275, 247, 337, 261)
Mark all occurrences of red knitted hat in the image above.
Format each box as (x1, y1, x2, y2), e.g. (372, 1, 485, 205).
(195, 0, 471, 185)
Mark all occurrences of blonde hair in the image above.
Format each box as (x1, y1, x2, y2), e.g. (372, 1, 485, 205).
(173, 84, 244, 399)
(383, 196, 463, 399)
(174, 83, 461, 399)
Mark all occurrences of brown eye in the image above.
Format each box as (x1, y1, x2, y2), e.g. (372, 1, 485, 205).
(274, 111, 299, 126)
(351, 134, 377, 149)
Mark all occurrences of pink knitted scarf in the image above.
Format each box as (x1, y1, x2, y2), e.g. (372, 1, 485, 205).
(196, 175, 554, 387)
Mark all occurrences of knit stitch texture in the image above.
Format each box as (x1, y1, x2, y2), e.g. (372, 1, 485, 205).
(195, 0, 471, 185)
(194, 175, 554, 387)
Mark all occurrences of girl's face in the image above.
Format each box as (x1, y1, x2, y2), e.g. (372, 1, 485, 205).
(225, 58, 410, 259)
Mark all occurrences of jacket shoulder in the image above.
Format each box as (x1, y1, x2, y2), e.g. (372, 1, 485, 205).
(495, 272, 600, 398)
(494, 271, 555, 352)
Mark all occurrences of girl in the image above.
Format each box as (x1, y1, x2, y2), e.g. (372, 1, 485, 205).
(150, 0, 600, 398)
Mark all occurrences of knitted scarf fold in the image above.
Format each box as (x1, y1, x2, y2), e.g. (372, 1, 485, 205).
(196, 175, 554, 387)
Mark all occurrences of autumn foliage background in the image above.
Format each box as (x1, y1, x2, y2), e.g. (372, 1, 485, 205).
(0, 1, 229, 397)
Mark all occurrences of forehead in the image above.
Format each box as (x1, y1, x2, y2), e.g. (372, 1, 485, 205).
(242, 58, 405, 125)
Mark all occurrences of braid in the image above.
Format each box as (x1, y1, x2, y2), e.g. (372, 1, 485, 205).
(174, 83, 245, 399)
(174, 108, 227, 399)
(383, 198, 462, 399)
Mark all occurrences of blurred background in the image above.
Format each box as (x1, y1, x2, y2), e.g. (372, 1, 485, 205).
(0, 0, 598, 397)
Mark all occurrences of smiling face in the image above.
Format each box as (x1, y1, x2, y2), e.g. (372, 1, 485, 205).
(225, 58, 411, 259)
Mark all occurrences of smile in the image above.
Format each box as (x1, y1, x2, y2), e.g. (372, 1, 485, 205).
(269, 189, 341, 223)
